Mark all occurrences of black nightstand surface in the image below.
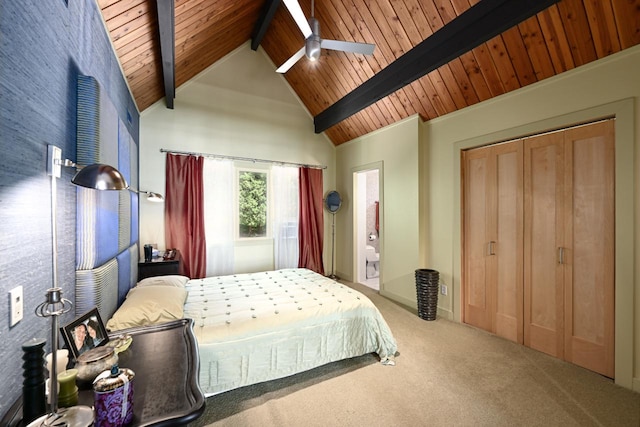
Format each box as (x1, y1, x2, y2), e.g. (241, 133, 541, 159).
(138, 250, 183, 281)
(2, 319, 205, 427)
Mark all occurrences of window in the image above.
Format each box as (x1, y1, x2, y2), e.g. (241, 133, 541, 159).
(238, 170, 268, 238)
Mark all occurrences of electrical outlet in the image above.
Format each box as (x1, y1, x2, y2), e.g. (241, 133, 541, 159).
(440, 283, 448, 296)
(9, 286, 23, 326)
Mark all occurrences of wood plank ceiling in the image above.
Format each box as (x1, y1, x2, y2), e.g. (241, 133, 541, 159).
(98, 0, 640, 145)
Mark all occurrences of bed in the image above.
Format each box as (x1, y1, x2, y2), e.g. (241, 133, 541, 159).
(106, 268, 398, 396)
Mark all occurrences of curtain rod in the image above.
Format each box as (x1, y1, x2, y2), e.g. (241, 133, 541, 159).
(160, 148, 327, 170)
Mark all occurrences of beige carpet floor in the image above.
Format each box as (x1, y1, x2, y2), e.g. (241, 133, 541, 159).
(190, 282, 640, 427)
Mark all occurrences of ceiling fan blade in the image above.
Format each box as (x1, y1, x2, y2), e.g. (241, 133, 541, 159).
(320, 39, 375, 55)
(276, 46, 306, 73)
(282, 0, 312, 39)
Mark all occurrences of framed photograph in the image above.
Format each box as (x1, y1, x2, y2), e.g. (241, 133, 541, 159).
(60, 308, 109, 359)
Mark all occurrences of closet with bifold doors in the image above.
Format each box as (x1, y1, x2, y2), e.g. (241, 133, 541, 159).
(462, 120, 614, 378)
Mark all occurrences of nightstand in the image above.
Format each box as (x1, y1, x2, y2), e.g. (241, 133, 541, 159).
(1, 319, 205, 426)
(138, 250, 183, 281)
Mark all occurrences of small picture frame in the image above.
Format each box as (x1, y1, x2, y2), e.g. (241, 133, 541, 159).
(60, 308, 109, 360)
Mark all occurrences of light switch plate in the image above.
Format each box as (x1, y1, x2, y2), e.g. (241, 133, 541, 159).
(9, 286, 23, 326)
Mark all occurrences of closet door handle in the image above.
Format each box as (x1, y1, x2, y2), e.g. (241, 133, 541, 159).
(557, 247, 565, 265)
(487, 241, 496, 256)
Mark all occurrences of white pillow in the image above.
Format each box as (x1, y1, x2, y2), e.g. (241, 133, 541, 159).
(136, 275, 190, 288)
(106, 285, 188, 331)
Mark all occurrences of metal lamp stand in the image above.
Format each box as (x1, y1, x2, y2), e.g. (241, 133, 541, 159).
(30, 291, 95, 427)
(26, 147, 95, 426)
(34, 288, 71, 417)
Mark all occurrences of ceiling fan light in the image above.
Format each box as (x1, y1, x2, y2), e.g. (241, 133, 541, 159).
(306, 37, 321, 61)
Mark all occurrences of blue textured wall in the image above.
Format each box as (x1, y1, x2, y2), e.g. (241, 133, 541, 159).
(0, 0, 139, 413)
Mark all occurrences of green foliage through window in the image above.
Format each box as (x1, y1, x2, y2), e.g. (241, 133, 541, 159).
(238, 171, 267, 237)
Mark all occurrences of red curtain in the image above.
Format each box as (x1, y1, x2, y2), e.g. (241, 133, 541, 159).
(298, 167, 324, 275)
(164, 154, 206, 279)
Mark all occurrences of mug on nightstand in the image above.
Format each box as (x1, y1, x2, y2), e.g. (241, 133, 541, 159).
(143, 244, 153, 262)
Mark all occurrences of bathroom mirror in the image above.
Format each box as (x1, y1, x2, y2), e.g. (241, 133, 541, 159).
(324, 190, 342, 214)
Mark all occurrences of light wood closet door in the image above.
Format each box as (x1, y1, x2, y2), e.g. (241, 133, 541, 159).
(523, 132, 566, 359)
(464, 121, 614, 377)
(523, 121, 615, 377)
(493, 143, 523, 343)
(463, 142, 523, 342)
(463, 146, 493, 332)
(563, 121, 615, 378)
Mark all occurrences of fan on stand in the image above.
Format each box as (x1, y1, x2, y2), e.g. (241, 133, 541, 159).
(324, 190, 342, 280)
(277, 0, 375, 73)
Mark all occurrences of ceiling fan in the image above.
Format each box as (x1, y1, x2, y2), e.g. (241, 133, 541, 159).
(276, 0, 376, 73)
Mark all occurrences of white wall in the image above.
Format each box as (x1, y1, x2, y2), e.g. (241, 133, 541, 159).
(139, 42, 335, 274)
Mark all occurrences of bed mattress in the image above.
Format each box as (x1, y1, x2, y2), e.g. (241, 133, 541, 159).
(183, 268, 397, 395)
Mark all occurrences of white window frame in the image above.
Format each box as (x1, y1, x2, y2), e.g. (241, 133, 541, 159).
(235, 166, 270, 241)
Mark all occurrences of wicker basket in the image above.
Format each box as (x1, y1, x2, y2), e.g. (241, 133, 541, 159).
(415, 269, 439, 321)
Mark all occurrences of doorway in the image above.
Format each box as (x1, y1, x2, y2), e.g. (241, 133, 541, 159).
(353, 167, 381, 290)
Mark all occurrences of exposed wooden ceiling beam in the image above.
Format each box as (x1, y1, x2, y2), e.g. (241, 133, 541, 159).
(313, 0, 561, 134)
(157, 0, 175, 109)
(251, 0, 281, 51)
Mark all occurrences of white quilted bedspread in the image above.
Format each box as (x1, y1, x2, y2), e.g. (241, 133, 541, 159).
(183, 268, 397, 395)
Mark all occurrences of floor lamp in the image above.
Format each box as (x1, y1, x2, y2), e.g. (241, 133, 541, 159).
(324, 191, 342, 280)
(28, 145, 129, 427)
